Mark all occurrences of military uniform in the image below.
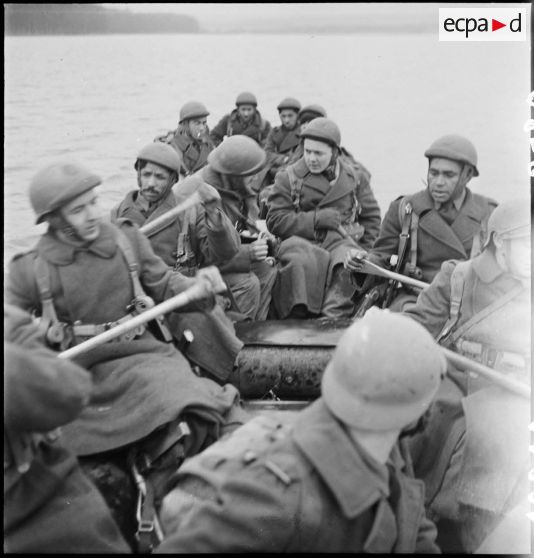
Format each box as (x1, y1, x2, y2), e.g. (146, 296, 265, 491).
(156, 399, 440, 553)
(166, 125, 215, 177)
(370, 188, 496, 283)
(404, 251, 531, 553)
(4, 304, 130, 553)
(266, 157, 380, 318)
(5, 220, 243, 456)
(210, 109, 271, 147)
(262, 124, 301, 181)
(110, 186, 243, 381)
(200, 164, 278, 321)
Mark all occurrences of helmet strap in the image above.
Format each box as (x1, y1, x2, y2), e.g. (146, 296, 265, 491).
(47, 211, 86, 243)
(323, 148, 339, 182)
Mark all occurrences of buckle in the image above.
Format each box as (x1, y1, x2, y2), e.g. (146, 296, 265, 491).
(137, 520, 155, 535)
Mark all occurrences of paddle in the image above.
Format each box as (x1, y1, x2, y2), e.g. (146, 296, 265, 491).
(442, 347, 530, 399)
(58, 268, 227, 360)
(336, 225, 429, 290)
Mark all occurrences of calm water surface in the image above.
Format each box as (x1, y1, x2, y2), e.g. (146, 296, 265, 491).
(4, 33, 531, 266)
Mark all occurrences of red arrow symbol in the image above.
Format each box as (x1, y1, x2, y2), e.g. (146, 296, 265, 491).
(492, 19, 506, 31)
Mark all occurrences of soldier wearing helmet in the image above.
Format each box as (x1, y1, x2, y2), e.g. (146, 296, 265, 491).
(111, 142, 245, 381)
(155, 310, 444, 553)
(200, 135, 277, 321)
(265, 117, 380, 319)
(210, 91, 272, 148)
(155, 100, 215, 177)
(255, 97, 302, 188)
(345, 134, 497, 313)
(404, 198, 531, 553)
(6, 157, 247, 551)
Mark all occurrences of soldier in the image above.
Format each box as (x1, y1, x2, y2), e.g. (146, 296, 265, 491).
(266, 117, 380, 319)
(5, 159, 247, 552)
(200, 135, 278, 321)
(4, 304, 131, 553)
(345, 134, 497, 312)
(111, 142, 243, 382)
(210, 91, 272, 147)
(155, 310, 445, 553)
(261, 96, 302, 184)
(155, 100, 215, 178)
(403, 199, 531, 554)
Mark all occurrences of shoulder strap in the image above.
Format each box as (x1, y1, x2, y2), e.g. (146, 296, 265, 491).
(448, 281, 526, 347)
(115, 228, 147, 299)
(436, 260, 470, 343)
(286, 165, 304, 213)
(33, 255, 61, 333)
(394, 197, 414, 272)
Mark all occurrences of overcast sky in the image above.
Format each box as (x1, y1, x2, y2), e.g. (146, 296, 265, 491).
(103, 3, 440, 24)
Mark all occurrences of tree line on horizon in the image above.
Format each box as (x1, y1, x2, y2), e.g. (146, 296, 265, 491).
(4, 4, 200, 35)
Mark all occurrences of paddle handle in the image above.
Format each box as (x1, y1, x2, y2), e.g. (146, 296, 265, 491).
(58, 273, 226, 360)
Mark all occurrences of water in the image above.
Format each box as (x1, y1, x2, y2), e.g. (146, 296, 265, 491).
(4, 33, 531, 266)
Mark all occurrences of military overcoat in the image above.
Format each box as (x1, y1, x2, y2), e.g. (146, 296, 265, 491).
(368, 188, 497, 283)
(156, 399, 440, 553)
(5, 221, 242, 456)
(405, 251, 530, 552)
(168, 125, 215, 176)
(210, 109, 271, 147)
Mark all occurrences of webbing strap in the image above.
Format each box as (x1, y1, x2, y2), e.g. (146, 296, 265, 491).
(436, 260, 469, 343)
(396, 198, 413, 273)
(409, 211, 419, 269)
(286, 165, 303, 212)
(115, 229, 146, 299)
(33, 256, 62, 340)
(448, 282, 525, 347)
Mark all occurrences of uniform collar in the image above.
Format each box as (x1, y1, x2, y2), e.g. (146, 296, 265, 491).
(432, 186, 466, 211)
(293, 399, 390, 518)
(37, 221, 118, 265)
(472, 249, 507, 283)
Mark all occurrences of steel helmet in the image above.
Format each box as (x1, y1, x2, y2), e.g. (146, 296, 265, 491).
(298, 103, 327, 123)
(321, 309, 445, 431)
(207, 135, 266, 176)
(29, 160, 102, 224)
(277, 97, 301, 113)
(179, 101, 210, 123)
(135, 142, 182, 173)
(484, 198, 531, 247)
(235, 91, 258, 107)
(299, 117, 341, 149)
(424, 134, 479, 177)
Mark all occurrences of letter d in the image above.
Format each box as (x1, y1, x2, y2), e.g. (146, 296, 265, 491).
(510, 13, 522, 32)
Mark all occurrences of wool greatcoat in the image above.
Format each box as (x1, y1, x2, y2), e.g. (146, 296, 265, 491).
(200, 164, 278, 321)
(265, 157, 380, 318)
(404, 251, 531, 553)
(210, 109, 272, 147)
(367, 188, 497, 284)
(5, 220, 244, 457)
(110, 186, 243, 381)
(155, 399, 440, 553)
(4, 304, 130, 553)
(167, 125, 215, 177)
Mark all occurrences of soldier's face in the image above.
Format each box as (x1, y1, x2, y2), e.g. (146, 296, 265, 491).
(139, 162, 173, 203)
(237, 105, 255, 121)
(427, 158, 464, 204)
(60, 189, 102, 241)
(303, 138, 333, 174)
(279, 109, 298, 130)
(188, 117, 208, 139)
